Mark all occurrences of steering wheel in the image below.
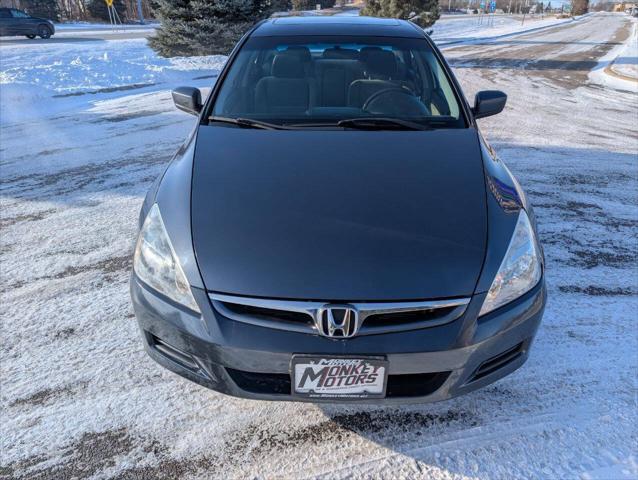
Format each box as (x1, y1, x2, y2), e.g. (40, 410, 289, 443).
(362, 87, 431, 117)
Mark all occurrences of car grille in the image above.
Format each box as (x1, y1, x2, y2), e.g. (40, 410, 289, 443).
(218, 301, 313, 332)
(226, 368, 451, 398)
(210, 293, 469, 336)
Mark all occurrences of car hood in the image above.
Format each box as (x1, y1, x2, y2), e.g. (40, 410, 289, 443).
(191, 126, 486, 301)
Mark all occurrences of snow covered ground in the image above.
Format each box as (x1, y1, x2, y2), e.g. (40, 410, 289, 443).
(1, 12, 637, 480)
(0, 39, 224, 124)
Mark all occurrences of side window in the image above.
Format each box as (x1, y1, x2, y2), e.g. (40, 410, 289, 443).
(0, 9, 12, 18)
(11, 9, 30, 18)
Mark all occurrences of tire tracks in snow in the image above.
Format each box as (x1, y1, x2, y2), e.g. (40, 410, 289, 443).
(297, 405, 598, 479)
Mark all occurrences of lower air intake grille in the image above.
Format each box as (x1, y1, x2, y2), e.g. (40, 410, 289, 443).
(225, 368, 450, 398)
(150, 334, 200, 372)
(470, 342, 524, 382)
(226, 368, 292, 395)
(386, 372, 451, 397)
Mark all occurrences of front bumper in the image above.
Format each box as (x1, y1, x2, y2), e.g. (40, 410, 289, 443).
(131, 275, 546, 404)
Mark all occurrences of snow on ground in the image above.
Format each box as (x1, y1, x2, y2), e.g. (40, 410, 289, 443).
(1, 12, 637, 480)
(0, 38, 222, 93)
(0, 38, 224, 124)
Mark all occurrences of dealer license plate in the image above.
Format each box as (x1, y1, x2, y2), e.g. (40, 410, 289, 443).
(291, 356, 388, 399)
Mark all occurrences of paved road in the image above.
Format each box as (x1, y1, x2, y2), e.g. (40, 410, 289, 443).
(443, 12, 633, 88)
(0, 25, 155, 45)
(1, 13, 636, 480)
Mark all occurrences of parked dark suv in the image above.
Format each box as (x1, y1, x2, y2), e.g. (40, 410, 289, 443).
(0, 8, 55, 39)
(131, 17, 546, 403)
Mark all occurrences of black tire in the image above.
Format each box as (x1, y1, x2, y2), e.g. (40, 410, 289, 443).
(26, 34, 36, 39)
(38, 25, 51, 39)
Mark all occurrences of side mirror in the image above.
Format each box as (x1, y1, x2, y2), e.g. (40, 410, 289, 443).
(472, 90, 507, 119)
(172, 87, 202, 115)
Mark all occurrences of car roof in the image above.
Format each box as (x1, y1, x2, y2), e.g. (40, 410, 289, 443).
(252, 16, 426, 38)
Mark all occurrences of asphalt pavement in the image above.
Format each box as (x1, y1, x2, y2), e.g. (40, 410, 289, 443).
(0, 24, 155, 45)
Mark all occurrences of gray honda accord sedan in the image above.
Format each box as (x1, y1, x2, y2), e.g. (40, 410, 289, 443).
(130, 16, 546, 403)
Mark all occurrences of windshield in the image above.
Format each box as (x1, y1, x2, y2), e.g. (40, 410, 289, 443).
(210, 36, 466, 129)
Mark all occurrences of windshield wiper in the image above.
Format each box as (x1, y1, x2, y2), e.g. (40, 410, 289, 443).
(209, 116, 437, 131)
(336, 117, 432, 131)
(208, 116, 290, 130)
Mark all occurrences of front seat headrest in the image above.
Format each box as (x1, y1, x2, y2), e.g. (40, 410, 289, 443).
(271, 54, 306, 78)
(360, 47, 398, 78)
(284, 46, 312, 63)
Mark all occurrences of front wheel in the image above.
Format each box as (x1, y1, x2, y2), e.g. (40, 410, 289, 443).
(26, 34, 36, 39)
(38, 25, 51, 39)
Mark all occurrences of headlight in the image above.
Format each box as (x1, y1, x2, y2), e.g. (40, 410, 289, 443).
(134, 204, 200, 313)
(479, 210, 541, 316)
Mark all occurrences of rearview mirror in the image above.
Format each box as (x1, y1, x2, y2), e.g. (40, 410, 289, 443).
(472, 90, 507, 119)
(172, 87, 202, 115)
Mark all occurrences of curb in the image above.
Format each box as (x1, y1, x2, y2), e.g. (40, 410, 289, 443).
(605, 63, 638, 83)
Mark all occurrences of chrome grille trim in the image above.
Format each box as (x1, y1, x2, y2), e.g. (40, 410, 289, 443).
(209, 293, 470, 336)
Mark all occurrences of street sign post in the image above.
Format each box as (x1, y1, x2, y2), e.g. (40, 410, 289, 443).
(489, 0, 496, 25)
(137, 0, 144, 23)
(104, 0, 122, 28)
